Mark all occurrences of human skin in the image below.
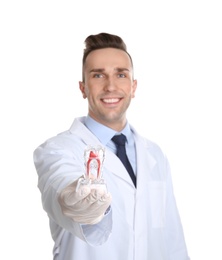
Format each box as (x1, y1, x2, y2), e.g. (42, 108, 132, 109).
(79, 48, 137, 132)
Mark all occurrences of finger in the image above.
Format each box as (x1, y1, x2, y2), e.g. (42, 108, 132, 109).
(74, 187, 106, 209)
(87, 192, 112, 213)
(72, 191, 111, 213)
(73, 197, 112, 224)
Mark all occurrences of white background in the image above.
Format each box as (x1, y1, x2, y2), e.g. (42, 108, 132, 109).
(1, 0, 221, 259)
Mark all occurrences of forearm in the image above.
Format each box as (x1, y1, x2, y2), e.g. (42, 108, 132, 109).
(34, 142, 112, 245)
(42, 185, 112, 245)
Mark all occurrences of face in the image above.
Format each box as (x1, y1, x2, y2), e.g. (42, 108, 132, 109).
(79, 48, 137, 131)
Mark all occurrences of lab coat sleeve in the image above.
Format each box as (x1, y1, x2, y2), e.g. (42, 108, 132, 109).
(33, 138, 112, 246)
(164, 158, 190, 260)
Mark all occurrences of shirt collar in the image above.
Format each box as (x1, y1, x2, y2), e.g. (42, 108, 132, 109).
(84, 115, 132, 145)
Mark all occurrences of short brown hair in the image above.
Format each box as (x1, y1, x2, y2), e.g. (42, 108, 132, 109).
(82, 32, 133, 81)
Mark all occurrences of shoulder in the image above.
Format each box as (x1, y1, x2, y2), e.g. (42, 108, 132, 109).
(140, 135, 166, 158)
(33, 117, 87, 156)
(36, 130, 89, 157)
(131, 125, 167, 162)
(36, 117, 88, 147)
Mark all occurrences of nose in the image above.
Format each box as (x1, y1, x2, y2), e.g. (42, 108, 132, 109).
(103, 76, 117, 92)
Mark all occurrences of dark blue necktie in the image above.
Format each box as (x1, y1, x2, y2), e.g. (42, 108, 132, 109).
(112, 134, 136, 187)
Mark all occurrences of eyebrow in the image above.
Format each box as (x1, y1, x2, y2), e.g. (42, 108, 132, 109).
(89, 68, 130, 73)
(89, 68, 104, 73)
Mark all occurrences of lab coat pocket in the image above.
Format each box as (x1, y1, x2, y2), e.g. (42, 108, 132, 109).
(148, 181, 166, 228)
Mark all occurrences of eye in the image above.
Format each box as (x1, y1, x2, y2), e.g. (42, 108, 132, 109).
(118, 73, 126, 78)
(93, 73, 103, 78)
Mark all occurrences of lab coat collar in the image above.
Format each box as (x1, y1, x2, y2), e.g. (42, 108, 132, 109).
(131, 125, 157, 191)
(69, 117, 157, 189)
(69, 117, 101, 145)
(105, 124, 157, 189)
(133, 131, 157, 196)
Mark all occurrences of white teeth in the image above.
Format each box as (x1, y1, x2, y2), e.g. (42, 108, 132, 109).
(103, 98, 119, 103)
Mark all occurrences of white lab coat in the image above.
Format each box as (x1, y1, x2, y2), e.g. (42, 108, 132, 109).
(34, 117, 190, 260)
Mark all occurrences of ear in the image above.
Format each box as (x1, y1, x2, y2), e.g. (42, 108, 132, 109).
(131, 79, 137, 98)
(79, 81, 87, 99)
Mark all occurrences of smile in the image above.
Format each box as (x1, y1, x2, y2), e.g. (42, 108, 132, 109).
(102, 98, 120, 103)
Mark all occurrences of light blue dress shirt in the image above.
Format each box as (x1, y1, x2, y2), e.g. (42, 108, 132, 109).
(84, 116, 137, 175)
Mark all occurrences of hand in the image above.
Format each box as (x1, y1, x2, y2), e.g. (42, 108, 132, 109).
(58, 176, 112, 225)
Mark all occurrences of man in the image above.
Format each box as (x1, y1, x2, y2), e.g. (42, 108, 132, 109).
(33, 32, 190, 260)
